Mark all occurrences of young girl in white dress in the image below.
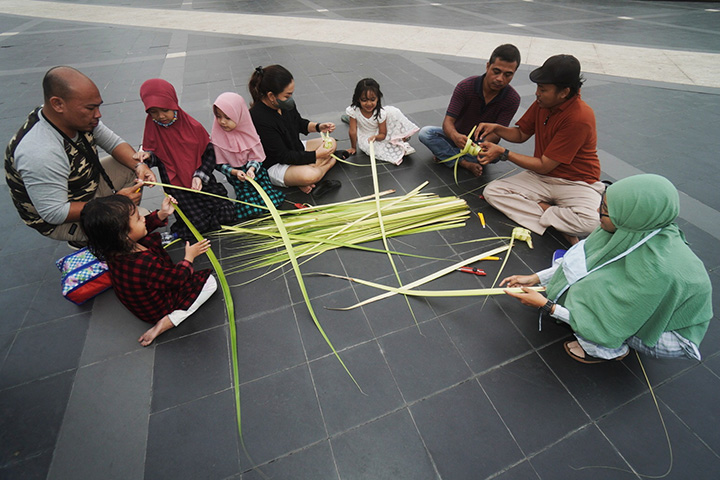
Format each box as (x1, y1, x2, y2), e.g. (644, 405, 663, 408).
(345, 78, 419, 165)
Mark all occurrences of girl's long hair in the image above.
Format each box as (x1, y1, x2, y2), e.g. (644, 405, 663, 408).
(81, 196, 137, 261)
(248, 65, 293, 106)
(351, 78, 383, 120)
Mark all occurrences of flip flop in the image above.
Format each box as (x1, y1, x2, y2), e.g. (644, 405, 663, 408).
(564, 340, 628, 364)
(312, 179, 341, 198)
(336, 150, 351, 160)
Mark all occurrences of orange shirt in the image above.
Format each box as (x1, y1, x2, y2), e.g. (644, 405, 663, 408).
(516, 94, 601, 184)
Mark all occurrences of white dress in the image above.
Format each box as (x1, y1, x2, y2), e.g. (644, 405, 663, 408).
(345, 105, 419, 165)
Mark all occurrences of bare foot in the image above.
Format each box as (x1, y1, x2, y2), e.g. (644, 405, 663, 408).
(299, 184, 315, 194)
(458, 159, 483, 177)
(138, 316, 174, 346)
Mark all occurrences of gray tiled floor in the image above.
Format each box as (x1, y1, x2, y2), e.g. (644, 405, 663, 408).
(1, 1, 719, 479)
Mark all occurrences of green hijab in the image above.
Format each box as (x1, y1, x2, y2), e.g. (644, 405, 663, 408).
(546, 174, 712, 348)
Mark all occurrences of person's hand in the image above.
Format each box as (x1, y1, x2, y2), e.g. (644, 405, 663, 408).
(368, 135, 377, 143)
(234, 169, 247, 182)
(116, 180, 144, 205)
(158, 195, 176, 220)
(474, 122, 498, 141)
(346, 147, 356, 155)
(246, 167, 256, 180)
(184, 238, 211, 263)
(320, 122, 336, 134)
(500, 274, 539, 288)
(191, 176, 203, 191)
(504, 286, 548, 308)
(316, 143, 335, 160)
(452, 133, 469, 150)
(135, 163, 157, 185)
(477, 141, 503, 165)
(132, 150, 151, 162)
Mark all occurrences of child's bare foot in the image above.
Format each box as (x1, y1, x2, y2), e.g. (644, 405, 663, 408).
(459, 159, 483, 177)
(138, 316, 174, 347)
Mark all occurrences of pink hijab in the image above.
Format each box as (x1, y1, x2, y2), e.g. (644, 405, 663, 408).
(211, 92, 265, 168)
(140, 79, 209, 188)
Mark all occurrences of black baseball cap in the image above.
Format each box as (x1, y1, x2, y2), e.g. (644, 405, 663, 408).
(529, 54, 581, 85)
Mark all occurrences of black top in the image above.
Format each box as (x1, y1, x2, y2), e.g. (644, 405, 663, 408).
(249, 101, 316, 169)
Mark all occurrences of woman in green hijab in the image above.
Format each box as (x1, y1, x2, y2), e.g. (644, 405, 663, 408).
(500, 174, 713, 363)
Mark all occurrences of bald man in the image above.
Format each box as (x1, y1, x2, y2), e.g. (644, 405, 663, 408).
(5, 66, 156, 244)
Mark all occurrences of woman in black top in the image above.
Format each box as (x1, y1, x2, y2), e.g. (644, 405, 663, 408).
(248, 65, 342, 195)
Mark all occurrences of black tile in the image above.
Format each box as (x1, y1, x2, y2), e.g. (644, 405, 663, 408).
(240, 440, 338, 479)
(0, 283, 38, 334)
(311, 340, 403, 435)
(23, 279, 93, 327)
(379, 319, 472, 403)
(235, 305, 305, 383)
(597, 394, 720, 480)
(294, 285, 374, 361)
(531, 425, 636, 479)
(0, 449, 53, 480)
(152, 326, 231, 412)
(332, 409, 437, 480)
(145, 389, 240, 480)
(491, 460, 540, 480)
(361, 286, 437, 337)
(440, 301, 533, 374)
(411, 380, 524, 478)
(48, 349, 152, 479)
(238, 365, 325, 469)
(0, 313, 89, 389)
(0, 246, 59, 290)
(478, 352, 589, 455)
(539, 343, 646, 420)
(657, 365, 720, 455)
(0, 371, 75, 465)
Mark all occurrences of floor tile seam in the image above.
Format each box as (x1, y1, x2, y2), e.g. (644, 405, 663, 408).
(154, 322, 229, 348)
(0, 365, 77, 393)
(148, 384, 234, 417)
(653, 393, 720, 460)
(4, 2, 720, 88)
(403, 405, 444, 479)
(524, 422, 642, 479)
(18, 308, 91, 331)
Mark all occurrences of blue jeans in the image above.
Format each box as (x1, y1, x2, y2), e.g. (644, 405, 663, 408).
(418, 126, 479, 168)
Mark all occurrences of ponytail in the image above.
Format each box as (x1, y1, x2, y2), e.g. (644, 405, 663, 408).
(248, 64, 293, 106)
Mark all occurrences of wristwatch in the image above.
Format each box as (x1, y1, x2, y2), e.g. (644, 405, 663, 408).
(498, 148, 510, 162)
(539, 299, 555, 315)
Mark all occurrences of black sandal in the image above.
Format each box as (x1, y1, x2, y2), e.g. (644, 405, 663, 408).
(312, 179, 341, 198)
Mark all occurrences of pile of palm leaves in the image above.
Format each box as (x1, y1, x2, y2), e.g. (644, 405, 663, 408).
(215, 182, 470, 276)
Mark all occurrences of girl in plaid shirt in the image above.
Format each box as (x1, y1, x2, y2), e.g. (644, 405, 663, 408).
(81, 195, 217, 346)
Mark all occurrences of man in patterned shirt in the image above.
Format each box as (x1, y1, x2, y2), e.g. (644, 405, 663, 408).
(5, 66, 156, 244)
(418, 44, 521, 177)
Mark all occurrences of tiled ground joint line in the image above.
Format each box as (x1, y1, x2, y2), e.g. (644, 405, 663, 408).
(1, 0, 719, 88)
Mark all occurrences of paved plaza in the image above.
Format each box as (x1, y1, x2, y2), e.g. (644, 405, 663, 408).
(1, 1, 719, 479)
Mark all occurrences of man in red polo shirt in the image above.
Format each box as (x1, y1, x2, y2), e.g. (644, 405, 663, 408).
(476, 54, 604, 244)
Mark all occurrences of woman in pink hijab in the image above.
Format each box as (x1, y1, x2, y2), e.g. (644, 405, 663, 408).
(135, 79, 235, 240)
(211, 92, 284, 219)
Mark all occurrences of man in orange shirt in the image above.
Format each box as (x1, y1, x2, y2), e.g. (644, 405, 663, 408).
(476, 55, 604, 244)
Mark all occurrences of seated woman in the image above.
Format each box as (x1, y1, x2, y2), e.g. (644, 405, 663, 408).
(500, 174, 713, 363)
(248, 64, 345, 196)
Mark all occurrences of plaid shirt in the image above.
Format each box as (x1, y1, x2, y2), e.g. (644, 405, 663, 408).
(107, 212, 211, 323)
